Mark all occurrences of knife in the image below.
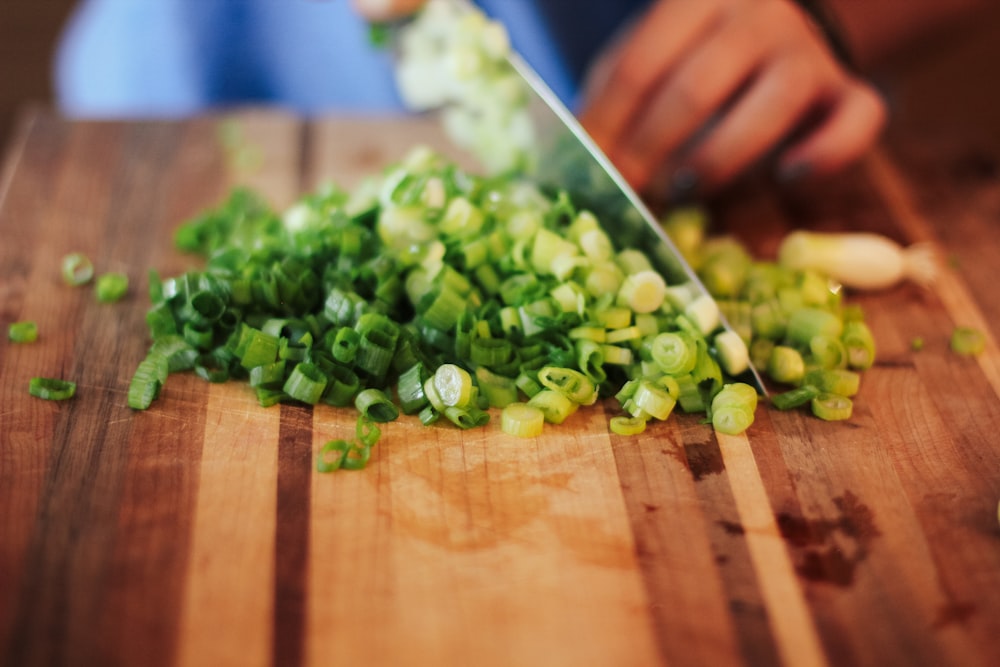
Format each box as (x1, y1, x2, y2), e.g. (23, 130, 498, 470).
(503, 52, 767, 393)
(393, 0, 766, 393)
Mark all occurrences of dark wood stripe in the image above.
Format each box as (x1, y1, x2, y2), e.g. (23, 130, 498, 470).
(273, 403, 313, 667)
(0, 115, 70, 657)
(4, 121, 193, 667)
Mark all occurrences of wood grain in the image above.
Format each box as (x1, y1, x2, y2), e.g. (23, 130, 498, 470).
(2, 110, 1000, 667)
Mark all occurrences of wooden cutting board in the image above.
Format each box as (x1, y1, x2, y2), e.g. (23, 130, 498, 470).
(1, 108, 999, 667)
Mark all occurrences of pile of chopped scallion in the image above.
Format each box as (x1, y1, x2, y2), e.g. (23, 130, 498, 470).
(127, 147, 874, 470)
(663, 209, 876, 423)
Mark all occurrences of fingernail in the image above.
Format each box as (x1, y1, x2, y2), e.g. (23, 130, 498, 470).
(668, 166, 700, 203)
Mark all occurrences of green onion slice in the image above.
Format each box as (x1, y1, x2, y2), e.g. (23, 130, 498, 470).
(62, 252, 94, 286)
(95, 272, 129, 303)
(8, 321, 38, 343)
(811, 393, 853, 421)
(501, 402, 545, 438)
(609, 415, 647, 436)
(29, 377, 77, 401)
(951, 326, 986, 357)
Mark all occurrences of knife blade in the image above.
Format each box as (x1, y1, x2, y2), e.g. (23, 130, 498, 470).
(504, 52, 768, 393)
(391, 0, 765, 393)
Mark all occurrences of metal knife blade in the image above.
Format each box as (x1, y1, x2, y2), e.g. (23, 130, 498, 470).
(505, 52, 767, 393)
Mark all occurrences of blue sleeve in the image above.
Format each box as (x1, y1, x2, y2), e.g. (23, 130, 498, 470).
(54, 0, 623, 117)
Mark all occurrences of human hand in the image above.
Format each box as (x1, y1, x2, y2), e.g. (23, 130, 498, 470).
(351, 0, 427, 22)
(578, 0, 887, 197)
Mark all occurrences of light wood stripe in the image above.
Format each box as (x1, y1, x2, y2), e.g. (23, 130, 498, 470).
(176, 386, 280, 667)
(866, 150, 1000, 399)
(716, 432, 829, 667)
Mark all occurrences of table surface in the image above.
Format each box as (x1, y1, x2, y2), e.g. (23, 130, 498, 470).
(2, 108, 999, 667)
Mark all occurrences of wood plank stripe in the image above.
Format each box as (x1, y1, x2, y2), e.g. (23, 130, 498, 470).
(2, 121, 185, 667)
(273, 404, 313, 667)
(176, 110, 301, 667)
(609, 421, 745, 666)
(0, 114, 67, 659)
(716, 432, 829, 667)
(865, 150, 1000, 399)
(95, 118, 230, 667)
(176, 387, 280, 667)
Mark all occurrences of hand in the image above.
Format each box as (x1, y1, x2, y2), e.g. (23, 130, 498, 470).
(578, 0, 887, 197)
(351, 0, 427, 22)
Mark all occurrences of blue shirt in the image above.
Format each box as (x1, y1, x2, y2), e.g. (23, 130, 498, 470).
(55, 0, 651, 117)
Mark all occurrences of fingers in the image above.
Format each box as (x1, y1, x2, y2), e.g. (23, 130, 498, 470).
(579, 0, 720, 154)
(777, 83, 887, 178)
(351, 0, 426, 22)
(610, 6, 771, 190)
(579, 0, 886, 195)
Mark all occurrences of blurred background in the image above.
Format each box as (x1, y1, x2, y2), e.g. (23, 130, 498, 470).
(4, 0, 1000, 157)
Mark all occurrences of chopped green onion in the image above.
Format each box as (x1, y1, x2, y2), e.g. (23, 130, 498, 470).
(698, 237, 751, 298)
(808, 334, 847, 370)
(785, 307, 843, 348)
(711, 406, 755, 435)
(601, 344, 633, 366)
(330, 327, 360, 364)
(596, 306, 631, 329)
(433, 363, 473, 408)
(712, 382, 758, 411)
(341, 442, 373, 471)
(323, 363, 361, 407)
(128, 355, 168, 409)
(767, 345, 805, 385)
(684, 294, 720, 336)
(802, 368, 860, 397)
(609, 415, 647, 435)
(501, 402, 545, 437)
(632, 379, 677, 421)
(749, 338, 774, 372)
(95, 272, 129, 303)
(750, 299, 786, 340)
(397, 364, 430, 414)
(710, 383, 757, 434)
(811, 393, 853, 421)
(770, 385, 819, 411)
(62, 252, 94, 286)
(126, 145, 883, 458)
(676, 375, 706, 413)
(616, 270, 666, 314)
(194, 353, 229, 383)
(354, 388, 399, 423)
(249, 360, 286, 388)
(537, 366, 597, 405)
(714, 329, 749, 376)
(283, 362, 328, 405)
(8, 321, 38, 343)
(470, 338, 513, 367)
(950, 326, 985, 357)
(527, 389, 577, 424)
(237, 327, 280, 369)
(475, 366, 518, 408)
(605, 325, 642, 345)
(29, 377, 76, 401)
(444, 405, 491, 429)
(842, 320, 876, 370)
(649, 332, 696, 375)
(317, 440, 350, 473)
